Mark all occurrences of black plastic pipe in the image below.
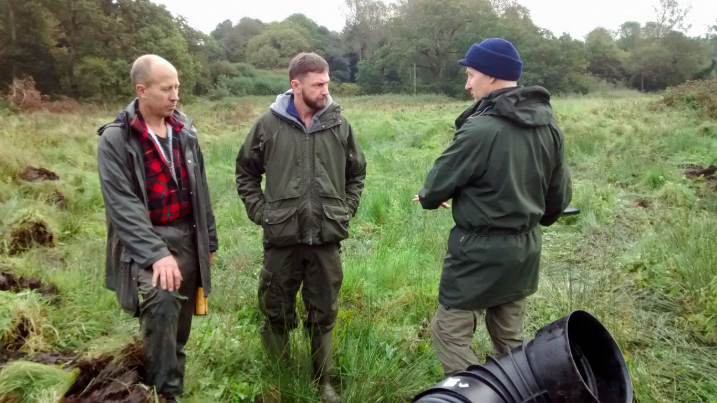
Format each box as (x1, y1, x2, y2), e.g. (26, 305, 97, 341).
(414, 310, 633, 403)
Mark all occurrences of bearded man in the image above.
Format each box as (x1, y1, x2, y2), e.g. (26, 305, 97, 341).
(236, 52, 366, 403)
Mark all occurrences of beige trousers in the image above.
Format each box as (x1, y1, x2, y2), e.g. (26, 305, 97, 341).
(431, 298, 527, 377)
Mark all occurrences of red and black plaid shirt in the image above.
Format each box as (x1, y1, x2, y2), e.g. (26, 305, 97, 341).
(130, 110, 192, 225)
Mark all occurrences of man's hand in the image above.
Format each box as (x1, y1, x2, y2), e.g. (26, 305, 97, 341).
(412, 195, 451, 209)
(152, 255, 182, 292)
(210, 252, 215, 265)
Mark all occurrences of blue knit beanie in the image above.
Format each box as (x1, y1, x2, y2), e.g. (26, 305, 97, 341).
(458, 38, 523, 81)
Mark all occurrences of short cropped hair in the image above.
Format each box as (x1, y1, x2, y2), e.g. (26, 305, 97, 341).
(131, 54, 172, 86)
(289, 52, 329, 81)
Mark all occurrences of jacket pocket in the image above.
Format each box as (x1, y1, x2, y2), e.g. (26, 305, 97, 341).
(258, 268, 279, 320)
(262, 206, 300, 247)
(320, 204, 350, 244)
(116, 259, 140, 317)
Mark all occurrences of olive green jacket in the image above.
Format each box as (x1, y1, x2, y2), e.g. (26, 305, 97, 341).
(236, 91, 366, 247)
(419, 86, 572, 309)
(97, 99, 218, 316)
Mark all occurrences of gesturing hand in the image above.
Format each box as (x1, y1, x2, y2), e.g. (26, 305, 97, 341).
(412, 195, 451, 209)
(152, 255, 182, 292)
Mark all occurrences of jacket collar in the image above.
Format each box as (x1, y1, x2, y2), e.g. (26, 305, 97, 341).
(269, 90, 340, 132)
(125, 99, 185, 136)
(455, 86, 519, 130)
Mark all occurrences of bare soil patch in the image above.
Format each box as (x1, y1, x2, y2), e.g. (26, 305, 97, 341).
(0, 271, 59, 297)
(8, 221, 56, 255)
(684, 164, 717, 189)
(0, 341, 151, 402)
(65, 342, 150, 403)
(18, 166, 59, 182)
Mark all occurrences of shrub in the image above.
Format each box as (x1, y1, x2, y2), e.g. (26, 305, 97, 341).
(662, 78, 717, 119)
(216, 75, 255, 97)
(207, 84, 230, 101)
(253, 74, 287, 96)
(331, 83, 363, 97)
(234, 63, 258, 78)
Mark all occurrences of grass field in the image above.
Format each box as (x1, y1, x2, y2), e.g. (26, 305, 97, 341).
(0, 91, 716, 402)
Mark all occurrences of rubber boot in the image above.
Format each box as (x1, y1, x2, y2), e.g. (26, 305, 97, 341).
(260, 326, 290, 365)
(311, 332, 340, 403)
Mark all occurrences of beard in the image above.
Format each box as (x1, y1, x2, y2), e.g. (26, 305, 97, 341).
(302, 92, 327, 111)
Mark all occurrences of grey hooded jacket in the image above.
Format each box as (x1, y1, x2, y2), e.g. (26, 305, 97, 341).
(97, 99, 218, 316)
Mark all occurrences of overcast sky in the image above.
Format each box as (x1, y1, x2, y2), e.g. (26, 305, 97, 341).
(156, 0, 715, 40)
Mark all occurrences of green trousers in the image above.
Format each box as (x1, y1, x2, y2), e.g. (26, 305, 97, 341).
(431, 297, 527, 377)
(259, 244, 343, 336)
(137, 218, 199, 399)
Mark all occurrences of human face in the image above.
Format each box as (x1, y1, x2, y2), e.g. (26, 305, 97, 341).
(296, 71, 330, 111)
(465, 67, 494, 101)
(137, 63, 180, 119)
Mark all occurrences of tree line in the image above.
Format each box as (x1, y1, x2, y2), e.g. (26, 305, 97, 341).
(1, 0, 715, 101)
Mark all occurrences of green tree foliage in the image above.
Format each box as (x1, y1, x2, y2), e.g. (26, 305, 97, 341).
(211, 17, 264, 62)
(585, 28, 626, 83)
(356, 60, 384, 94)
(246, 21, 311, 69)
(343, 0, 389, 61)
(373, 0, 494, 96)
(625, 31, 707, 91)
(0, 0, 60, 94)
(1, 0, 200, 100)
(0, 0, 711, 99)
(617, 21, 643, 52)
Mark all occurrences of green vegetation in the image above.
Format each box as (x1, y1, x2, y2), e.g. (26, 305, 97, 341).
(1, 0, 716, 102)
(0, 92, 716, 401)
(0, 360, 77, 403)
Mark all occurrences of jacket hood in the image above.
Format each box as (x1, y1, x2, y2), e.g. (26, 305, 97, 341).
(482, 86, 553, 128)
(269, 90, 337, 132)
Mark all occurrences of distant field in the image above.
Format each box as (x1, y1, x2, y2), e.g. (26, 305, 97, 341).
(0, 92, 716, 402)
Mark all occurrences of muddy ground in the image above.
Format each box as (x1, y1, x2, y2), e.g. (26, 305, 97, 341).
(18, 166, 60, 182)
(0, 270, 59, 297)
(685, 164, 717, 188)
(1, 270, 152, 402)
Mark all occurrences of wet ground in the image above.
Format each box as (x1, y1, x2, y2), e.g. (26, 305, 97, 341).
(1, 270, 151, 402)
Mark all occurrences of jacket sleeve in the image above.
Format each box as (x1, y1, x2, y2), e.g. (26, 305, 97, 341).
(344, 123, 366, 216)
(540, 130, 572, 226)
(236, 118, 266, 225)
(418, 120, 490, 209)
(196, 144, 218, 252)
(97, 131, 170, 269)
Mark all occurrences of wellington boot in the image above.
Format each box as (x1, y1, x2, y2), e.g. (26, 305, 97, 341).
(311, 332, 340, 403)
(260, 326, 290, 365)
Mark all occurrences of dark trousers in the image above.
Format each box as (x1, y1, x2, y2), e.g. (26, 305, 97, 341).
(137, 218, 199, 398)
(259, 244, 343, 336)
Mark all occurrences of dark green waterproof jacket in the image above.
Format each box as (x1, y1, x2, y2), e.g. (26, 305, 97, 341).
(97, 99, 218, 316)
(419, 86, 572, 309)
(236, 91, 366, 247)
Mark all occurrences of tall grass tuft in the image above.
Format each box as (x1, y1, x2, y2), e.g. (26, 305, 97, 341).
(0, 361, 77, 403)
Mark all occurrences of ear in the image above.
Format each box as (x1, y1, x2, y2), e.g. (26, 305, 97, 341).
(290, 79, 301, 93)
(136, 84, 147, 98)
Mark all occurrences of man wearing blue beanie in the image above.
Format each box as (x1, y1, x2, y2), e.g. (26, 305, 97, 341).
(413, 38, 572, 376)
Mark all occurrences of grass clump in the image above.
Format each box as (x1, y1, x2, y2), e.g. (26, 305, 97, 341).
(0, 361, 76, 403)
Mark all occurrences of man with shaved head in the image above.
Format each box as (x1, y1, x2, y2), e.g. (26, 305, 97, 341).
(97, 54, 218, 401)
